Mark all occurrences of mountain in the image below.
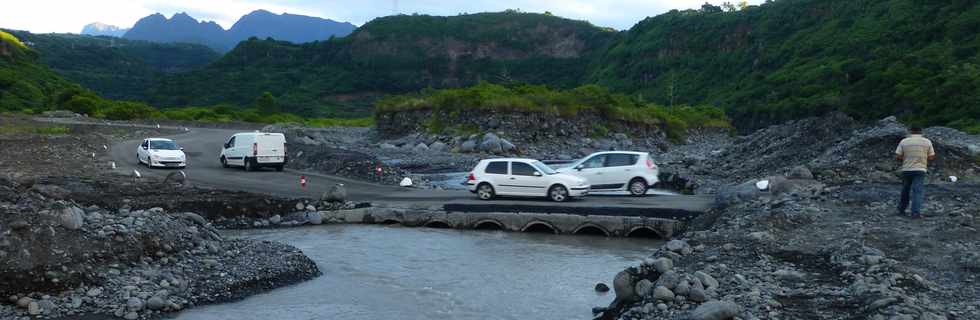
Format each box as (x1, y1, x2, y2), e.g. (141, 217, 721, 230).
(589, 0, 980, 131)
(123, 13, 227, 51)
(142, 11, 616, 117)
(80, 22, 128, 37)
(228, 10, 356, 44)
(121, 11, 355, 52)
(7, 29, 219, 101)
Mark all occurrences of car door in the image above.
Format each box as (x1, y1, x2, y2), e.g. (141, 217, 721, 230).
(509, 162, 548, 196)
(576, 154, 612, 189)
(224, 136, 241, 166)
(482, 161, 511, 194)
(138, 139, 148, 163)
(603, 153, 640, 190)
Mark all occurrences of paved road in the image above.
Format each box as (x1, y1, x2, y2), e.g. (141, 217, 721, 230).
(105, 124, 714, 214)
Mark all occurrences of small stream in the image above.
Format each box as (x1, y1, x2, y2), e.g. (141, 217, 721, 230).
(170, 225, 662, 320)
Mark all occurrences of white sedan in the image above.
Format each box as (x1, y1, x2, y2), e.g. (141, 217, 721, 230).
(465, 158, 589, 202)
(137, 138, 186, 168)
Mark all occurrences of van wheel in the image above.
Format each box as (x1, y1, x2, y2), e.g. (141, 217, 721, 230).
(549, 185, 569, 202)
(629, 178, 648, 196)
(137, 154, 142, 166)
(220, 156, 229, 168)
(477, 183, 495, 200)
(244, 158, 253, 172)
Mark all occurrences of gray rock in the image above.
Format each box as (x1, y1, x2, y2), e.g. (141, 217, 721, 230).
(305, 211, 322, 225)
(305, 205, 317, 212)
(180, 212, 207, 226)
(652, 257, 673, 273)
(460, 140, 478, 153)
(612, 269, 638, 303)
(125, 311, 139, 320)
(675, 279, 691, 296)
(595, 283, 610, 292)
(146, 296, 166, 310)
(666, 239, 690, 253)
(653, 286, 675, 301)
(479, 133, 503, 153)
(86, 288, 103, 297)
(635, 279, 654, 297)
(28, 301, 41, 315)
(17, 297, 33, 308)
(413, 143, 429, 152)
(322, 184, 347, 202)
(11, 220, 29, 230)
(773, 269, 807, 282)
(295, 202, 305, 211)
(429, 141, 449, 152)
(379, 143, 397, 150)
(269, 215, 282, 224)
(500, 139, 516, 152)
(688, 287, 707, 302)
(127, 297, 144, 311)
(657, 270, 682, 290)
(694, 271, 719, 290)
(59, 206, 85, 230)
(787, 166, 814, 180)
(689, 301, 740, 320)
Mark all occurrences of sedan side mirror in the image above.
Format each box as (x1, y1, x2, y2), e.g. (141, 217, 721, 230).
(533, 171, 542, 177)
(575, 165, 584, 171)
(180, 147, 185, 151)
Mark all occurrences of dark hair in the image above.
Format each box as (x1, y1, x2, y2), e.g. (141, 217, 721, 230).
(910, 127, 923, 133)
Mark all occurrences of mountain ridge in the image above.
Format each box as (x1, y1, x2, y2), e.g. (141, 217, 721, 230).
(119, 11, 355, 52)
(80, 22, 128, 37)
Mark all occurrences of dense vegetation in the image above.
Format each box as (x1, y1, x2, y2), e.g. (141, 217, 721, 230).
(0, 31, 370, 127)
(142, 11, 617, 118)
(4, 30, 219, 100)
(376, 82, 731, 140)
(590, 0, 980, 133)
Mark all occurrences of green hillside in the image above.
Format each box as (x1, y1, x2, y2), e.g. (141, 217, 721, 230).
(142, 11, 617, 117)
(0, 30, 83, 111)
(5, 30, 219, 101)
(590, 0, 980, 132)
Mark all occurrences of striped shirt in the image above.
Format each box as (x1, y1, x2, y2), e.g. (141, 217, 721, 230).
(895, 134, 935, 172)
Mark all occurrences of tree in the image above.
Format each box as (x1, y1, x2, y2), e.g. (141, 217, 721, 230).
(722, 2, 737, 12)
(256, 91, 279, 114)
(737, 1, 750, 10)
(700, 2, 723, 13)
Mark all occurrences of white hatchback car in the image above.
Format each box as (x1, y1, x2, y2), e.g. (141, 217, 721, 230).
(557, 151, 659, 196)
(465, 158, 589, 202)
(136, 138, 186, 168)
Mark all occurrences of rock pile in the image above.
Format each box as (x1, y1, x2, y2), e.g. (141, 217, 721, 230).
(0, 179, 320, 319)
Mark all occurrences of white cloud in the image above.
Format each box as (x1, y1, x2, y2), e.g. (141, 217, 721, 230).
(1, 0, 764, 34)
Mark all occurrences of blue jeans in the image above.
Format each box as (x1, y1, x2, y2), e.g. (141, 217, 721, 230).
(899, 171, 926, 216)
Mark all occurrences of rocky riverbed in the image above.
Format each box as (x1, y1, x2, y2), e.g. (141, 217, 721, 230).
(593, 115, 980, 320)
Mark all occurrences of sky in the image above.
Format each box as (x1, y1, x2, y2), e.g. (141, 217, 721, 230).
(0, 0, 764, 34)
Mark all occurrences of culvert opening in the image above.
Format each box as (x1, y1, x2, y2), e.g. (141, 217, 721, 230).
(381, 219, 401, 225)
(474, 221, 503, 230)
(627, 227, 661, 239)
(574, 226, 609, 237)
(523, 222, 558, 234)
(424, 221, 451, 229)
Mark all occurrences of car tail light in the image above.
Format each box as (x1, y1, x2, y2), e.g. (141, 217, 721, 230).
(252, 143, 258, 156)
(646, 158, 658, 170)
(467, 173, 475, 181)
(283, 144, 287, 156)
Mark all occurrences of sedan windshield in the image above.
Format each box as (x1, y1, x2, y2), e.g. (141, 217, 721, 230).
(531, 161, 558, 175)
(149, 140, 180, 150)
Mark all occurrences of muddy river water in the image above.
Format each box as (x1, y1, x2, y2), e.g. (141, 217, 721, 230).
(171, 225, 662, 320)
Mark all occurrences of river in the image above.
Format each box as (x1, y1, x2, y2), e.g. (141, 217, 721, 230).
(171, 225, 662, 320)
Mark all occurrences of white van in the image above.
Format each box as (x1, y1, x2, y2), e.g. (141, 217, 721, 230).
(219, 132, 287, 171)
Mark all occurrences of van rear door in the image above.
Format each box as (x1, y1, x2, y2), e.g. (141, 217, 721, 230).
(255, 133, 286, 163)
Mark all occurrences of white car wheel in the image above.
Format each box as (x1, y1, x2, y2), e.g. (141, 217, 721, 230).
(629, 179, 648, 196)
(549, 185, 569, 202)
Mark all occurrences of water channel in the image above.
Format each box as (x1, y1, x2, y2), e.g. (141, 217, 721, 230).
(172, 224, 662, 320)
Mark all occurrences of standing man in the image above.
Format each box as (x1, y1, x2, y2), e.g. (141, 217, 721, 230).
(895, 127, 936, 219)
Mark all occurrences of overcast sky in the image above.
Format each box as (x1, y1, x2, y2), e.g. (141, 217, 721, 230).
(1, 0, 763, 34)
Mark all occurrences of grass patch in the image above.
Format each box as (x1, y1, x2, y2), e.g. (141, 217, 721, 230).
(0, 125, 70, 135)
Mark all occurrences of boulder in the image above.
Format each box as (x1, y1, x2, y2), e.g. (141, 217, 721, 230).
(688, 287, 708, 302)
(322, 184, 347, 203)
(653, 286, 675, 301)
(694, 271, 719, 290)
(656, 270, 682, 289)
(594, 283, 610, 293)
(305, 211, 323, 225)
(689, 301, 740, 320)
(430, 141, 449, 152)
(379, 143, 397, 150)
(59, 205, 85, 230)
(460, 139, 478, 153)
(787, 166, 814, 180)
(146, 296, 166, 310)
(652, 257, 673, 273)
(413, 143, 429, 152)
(479, 133, 503, 153)
(400, 177, 414, 187)
(666, 240, 690, 253)
(500, 139, 516, 153)
(612, 269, 638, 303)
(635, 279, 654, 297)
(269, 215, 282, 224)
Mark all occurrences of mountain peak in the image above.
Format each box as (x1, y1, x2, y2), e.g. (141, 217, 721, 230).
(81, 22, 129, 37)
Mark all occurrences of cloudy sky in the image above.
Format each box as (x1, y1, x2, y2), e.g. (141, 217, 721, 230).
(1, 0, 763, 33)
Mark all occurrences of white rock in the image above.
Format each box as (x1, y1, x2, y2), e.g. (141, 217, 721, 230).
(755, 180, 770, 191)
(305, 211, 323, 225)
(400, 177, 413, 187)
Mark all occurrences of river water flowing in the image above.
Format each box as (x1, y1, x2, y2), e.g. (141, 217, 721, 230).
(171, 225, 662, 320)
